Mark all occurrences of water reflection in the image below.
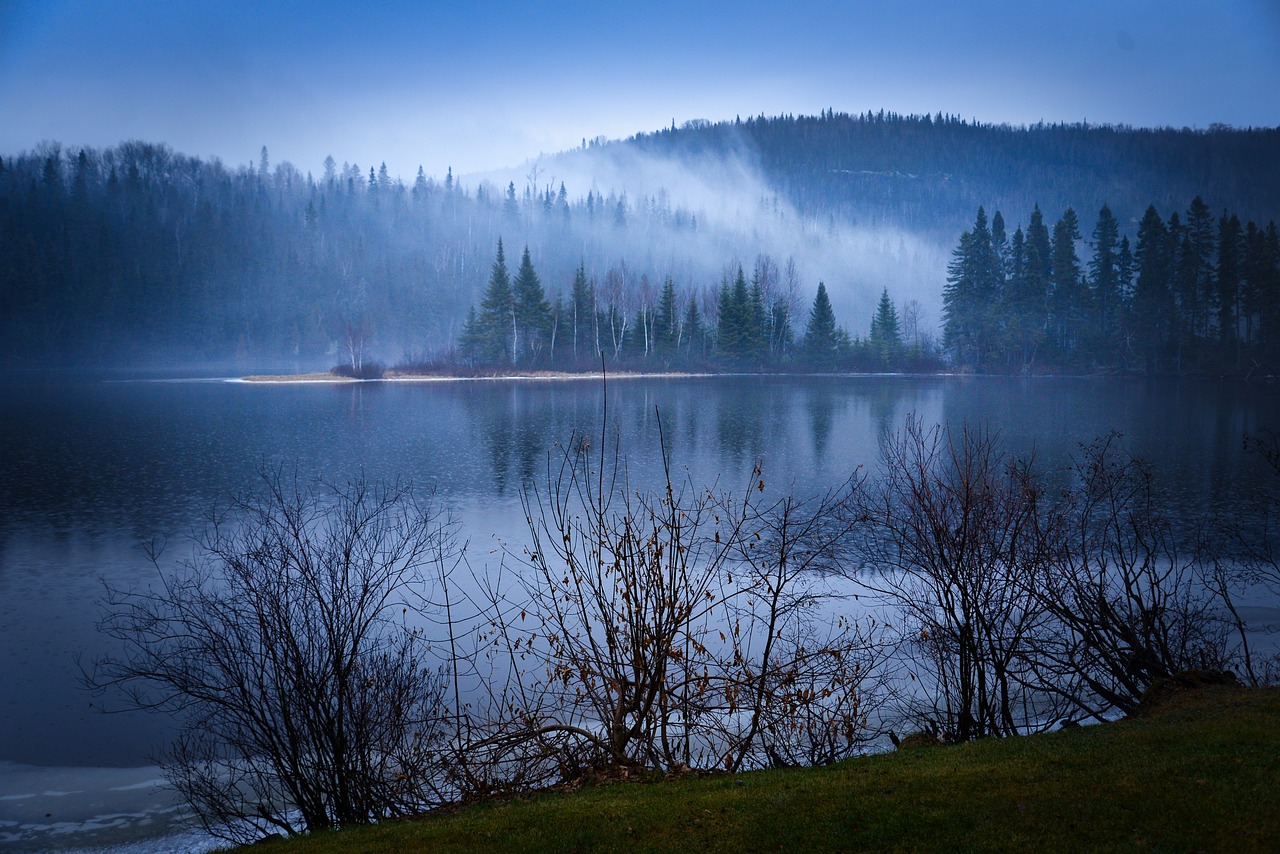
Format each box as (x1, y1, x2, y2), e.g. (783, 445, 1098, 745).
(1, 373, 1277, 771)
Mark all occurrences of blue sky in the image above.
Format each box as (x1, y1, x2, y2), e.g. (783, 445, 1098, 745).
(2, 1, 1278, 178)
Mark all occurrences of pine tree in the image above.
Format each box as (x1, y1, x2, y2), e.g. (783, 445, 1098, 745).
(1216, 212, 1243, 361)
(1021, 205, 1053, 356)
(1001, 225, 1029, 366)
(682, 294, 705, 361)
(716, 267, 753, 361)
(478, 239, 516, 364)
(1049, 208, 1087, 359)
(803, 282, 841, 368)
(1131, 205, 1174, 373)
(1089, 204, 1121, 357)
(513, 245, 551, 363)
(869, 287, 902, 368)
(943, 206, 998, 367)
(654, 276, 679, 356)
(1184, 196, 1217, 343)
(458, 306, 483, 363)
(570, 262, 593, 361)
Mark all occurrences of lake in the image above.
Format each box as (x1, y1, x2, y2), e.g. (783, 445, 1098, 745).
(1, 372, 1277, 848)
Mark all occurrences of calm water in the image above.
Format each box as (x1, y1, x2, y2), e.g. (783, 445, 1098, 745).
(2, 373, 1278, 773)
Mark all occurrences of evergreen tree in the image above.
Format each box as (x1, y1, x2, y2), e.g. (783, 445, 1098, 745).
(716, 266, 754, 361)
(1216, 212, 1243, 361)
(478, 239, 516, 364)
(1131, 205, 1174, 372)
(458, 305, 483, 363)
(1001, 225, 1029, 365)
(412, 166, 428, 202)
(990, 210, 1009, 300)
(942, 206, 998, 367)
(513, 245, 551, 363)
(681, 293, 705, 361)
(503, 182, 519, 220)
(1183, 196, 1217, 343)
(1088, 204, 1121, 356)
(868, 287, 902, 368)
(803, 282, 841, 368)
(748, 273, 768, 358)
(570, 262, 593, 361)
(1049, 208, 1087, 359)
(1021, 205, 1053, 358)
(1170, 211, 1199, 367)
(654, 276, 679, 356)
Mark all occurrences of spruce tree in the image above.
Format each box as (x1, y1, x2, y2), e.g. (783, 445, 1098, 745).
(682, 294, 705, 361)
(943, 207, 998, 367)
(513, 245, 551, 363)
(716, 267, 753, 361)
(1001, 225, 1028, 366)
(748, 270, 768, 359)
(1020, 206, 1052, 359)
(803, 282, 841, 368)
(1184, 196, 1217, 342)
(458, 306, 483, 363)
(1131, 206, 1173, 372)
(570, 262, 593, 361)
(478, 239, 516, 364)
(1217, 213, 1243, 360)
(869, 287, 902, 368)
(1089, 204, 1121, 356)
(1049, 208, 1087, 359)
(654, 276, 679, 356)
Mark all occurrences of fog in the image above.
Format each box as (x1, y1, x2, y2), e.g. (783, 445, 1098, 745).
(472, 130, 949, 339)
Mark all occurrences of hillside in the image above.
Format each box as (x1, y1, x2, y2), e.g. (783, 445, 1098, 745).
(612, 112, 1280, 238)
(256, 684, 1280, 853)
(2, 114, 1277, 367)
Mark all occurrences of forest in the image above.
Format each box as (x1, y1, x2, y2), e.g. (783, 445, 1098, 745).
(942, 201, 1280, 374)
(2, 112, 1278, 372)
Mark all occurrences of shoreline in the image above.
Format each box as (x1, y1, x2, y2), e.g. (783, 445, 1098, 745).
(235, 369, 1279, 384)
(241, 370, 731, 384)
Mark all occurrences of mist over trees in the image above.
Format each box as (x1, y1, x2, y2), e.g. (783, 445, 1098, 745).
(619, 111, 1280, 239)
(2, 113, 1278, 370)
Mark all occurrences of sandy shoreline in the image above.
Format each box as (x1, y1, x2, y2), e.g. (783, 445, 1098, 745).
(237, 370, 713, 384)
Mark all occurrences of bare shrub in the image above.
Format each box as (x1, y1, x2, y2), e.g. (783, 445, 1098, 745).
(857, 416, 1062, 741)
(87, 470, 456, 844)
(1031, 434, 1237, 717)
(461, 411, 884, 784)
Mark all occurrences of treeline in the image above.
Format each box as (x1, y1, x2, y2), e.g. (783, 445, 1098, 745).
(943, 200, 1280, 373)
(0, 141, 779, 366)
(448, 239, 939, 374)
(623, 110, 1280, 238)
(4, 114, 1279, 369)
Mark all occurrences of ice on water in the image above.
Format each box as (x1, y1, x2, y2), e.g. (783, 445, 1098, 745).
(0, 762, 216, 853)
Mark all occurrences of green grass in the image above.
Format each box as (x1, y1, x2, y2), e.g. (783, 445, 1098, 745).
(259, 686, 1280, 853)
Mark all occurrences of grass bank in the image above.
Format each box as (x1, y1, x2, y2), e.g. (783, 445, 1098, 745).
(256, 685, 1279, 853)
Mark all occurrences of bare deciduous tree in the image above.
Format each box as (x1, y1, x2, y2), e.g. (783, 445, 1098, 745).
(88, 470, 456, 844)
(1027, 435, 1241, 719)
(858, 416, 1064, 740)
(462, 407, 883, 783)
